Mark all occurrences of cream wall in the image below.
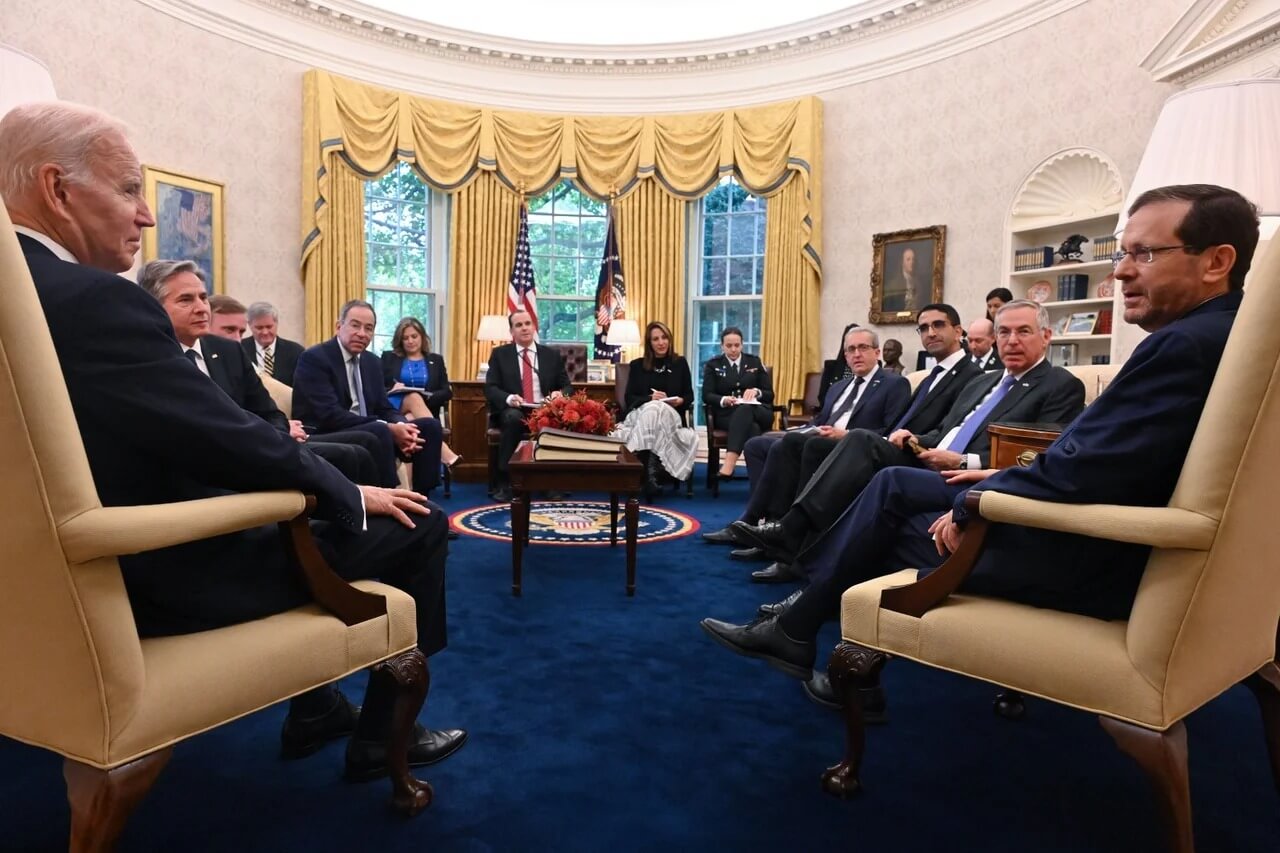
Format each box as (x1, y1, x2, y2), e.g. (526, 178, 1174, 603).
(1, 0, 309, 340)
(3, 0, 1189, 356)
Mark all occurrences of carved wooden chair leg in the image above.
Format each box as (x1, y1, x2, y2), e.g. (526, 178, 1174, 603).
(375, 649, 434, 816)
(1099, 717, 1193, 853)
(1243, 661, 1280, 795)
(821, 642, 888, 798)
(993, 689, 1026, 719)
(64, 747, 172, 853)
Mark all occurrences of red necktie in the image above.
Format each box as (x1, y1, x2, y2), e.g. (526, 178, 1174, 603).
(520, 348, 535, 401)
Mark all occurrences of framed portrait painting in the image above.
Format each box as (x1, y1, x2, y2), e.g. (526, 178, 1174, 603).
(869, 225, 946, 325)
(142, 167, 224, 294)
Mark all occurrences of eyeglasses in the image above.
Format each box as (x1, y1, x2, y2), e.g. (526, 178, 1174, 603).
(1110, 245, 1196, 267)
(844, 344, 876, 354)
(915, 319, 952, 336)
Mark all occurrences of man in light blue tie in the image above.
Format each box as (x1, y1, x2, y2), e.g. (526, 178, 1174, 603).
(731, 300, 1085, 565)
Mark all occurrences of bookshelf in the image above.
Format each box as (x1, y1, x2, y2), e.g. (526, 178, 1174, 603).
(1004, 149, 1126, 367)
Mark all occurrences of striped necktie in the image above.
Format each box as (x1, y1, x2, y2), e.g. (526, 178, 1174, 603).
(262, 346, 275, 377)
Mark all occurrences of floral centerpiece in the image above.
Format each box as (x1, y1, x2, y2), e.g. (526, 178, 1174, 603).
(525, 391, 616, 437)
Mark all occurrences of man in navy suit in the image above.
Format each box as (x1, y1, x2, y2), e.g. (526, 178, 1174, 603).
(1, 101, 465, 777)
(292, 300, 444, 497)
(243, 301, 305, 386)
(138, 259, 383, 487)
(702, 184, 1259, 703)
(484, 309, 574, 501)
(702, 328, 909, 570)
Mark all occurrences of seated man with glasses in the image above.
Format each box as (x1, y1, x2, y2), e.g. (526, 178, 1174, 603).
(703, 328, 909, 569)
(731, 300, 1085, 568)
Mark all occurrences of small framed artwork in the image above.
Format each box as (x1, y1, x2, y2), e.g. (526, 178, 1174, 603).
(1054, 316, 1071, 336)
(586, 360, 611, 383)
(869, 225, 946, 325)
(1065, 311, 1099, 335)
(142, 166, 225, 294)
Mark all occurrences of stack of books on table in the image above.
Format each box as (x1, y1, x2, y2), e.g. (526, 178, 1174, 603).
(532, 427, 626, 462)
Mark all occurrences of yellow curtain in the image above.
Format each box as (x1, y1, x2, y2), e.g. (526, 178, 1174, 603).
(760, 178, 821, 406)
(613, 179, 687, 358)
(447, 173, 522, 382)
(302, 158, 367, 343)
(301, 69, 822, 399)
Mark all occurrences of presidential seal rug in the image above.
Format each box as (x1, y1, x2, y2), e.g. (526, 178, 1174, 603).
(450, 500, 699, 545)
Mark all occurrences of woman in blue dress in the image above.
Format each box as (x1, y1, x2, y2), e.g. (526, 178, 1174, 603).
(381, 317, 459, 467)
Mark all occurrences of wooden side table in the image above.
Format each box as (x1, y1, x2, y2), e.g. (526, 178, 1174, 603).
(988, 421, 1066, 469)
(506, 441, 644, 597)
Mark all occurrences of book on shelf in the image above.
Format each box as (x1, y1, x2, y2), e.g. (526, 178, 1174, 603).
(1096, 308, 1113, 335)
(1092, 235, 1117, 262)
(1056, 273, 1089, 301)
(535, 427, 625, 453)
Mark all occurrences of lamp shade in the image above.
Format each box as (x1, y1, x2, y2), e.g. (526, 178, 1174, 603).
(475, 314, 512, 342)
(0, 44, 56, 119)
(604, 319, 641, 346)
(1116, 79, 1280, 233)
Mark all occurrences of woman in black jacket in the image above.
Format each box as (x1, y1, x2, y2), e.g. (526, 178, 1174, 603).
(616, 321, 697, 497)
(380, 317, 459, 467)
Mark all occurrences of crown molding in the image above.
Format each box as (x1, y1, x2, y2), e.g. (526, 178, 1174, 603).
(135, 0, 1087, 111)
(1142, 0, 1280, 84)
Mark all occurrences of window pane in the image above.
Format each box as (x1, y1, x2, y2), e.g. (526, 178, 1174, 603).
(697, 304, 723, 342)
(400, 248, 427, 288)
(401, 204, 428, 248)
(549, 257, 577, 296)
(729, 214, 755, 256)
(401, 293, 431, 332)
(728, 257, 754, 295)
(399, 166, 426, 203)
(580, 217, 607, 258)
(754, 256, 765, 294)
(756, 213, 767, 255)
(531, 255, 552, 288)
(702, 258, 726, 296)
(369, 290, 401, 333)
(729, 183, 751, 212)
(553, 219, 579, 255)
(705, 215, 728, 257)
(580, 194, 607, 217)
(540, 298, 592, 342)
(366, 198, 396, 244)
(704, 184, 731, 215)
(552, 184, 581, 215)
(528, 218, 553, 254)
(367, 244, 398, 286)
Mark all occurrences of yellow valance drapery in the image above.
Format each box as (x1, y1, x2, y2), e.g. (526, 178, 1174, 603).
(300, 69, 822, 403)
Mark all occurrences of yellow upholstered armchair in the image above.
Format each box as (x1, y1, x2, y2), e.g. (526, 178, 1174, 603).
(0, 203, 433, 851)
(823, 245, 1280, 851)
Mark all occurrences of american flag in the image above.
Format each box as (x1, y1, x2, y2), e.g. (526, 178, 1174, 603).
(593, 210, 626, 362)
(507, 204, 538, 328)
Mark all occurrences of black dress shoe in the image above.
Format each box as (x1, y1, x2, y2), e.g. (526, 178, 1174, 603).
(447, 530, 459, 540)
(802, 673, 889, 724)
(730, 546, 770, 562)
(702, 526, 737, 545)
(718, 471, 739, 481)
(492, 485, 512, 502)
(730, 519, 800, 562)
(699, 615, 815, 679)
(751, 561, 801, 584)
(757, 587, 803, 617)
(280, 693, 360, 760)
(344, 726, 469, 782)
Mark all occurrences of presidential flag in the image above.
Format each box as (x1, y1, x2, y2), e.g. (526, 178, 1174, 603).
(507, 204, 538, 328)
(593, 211, 626, 362)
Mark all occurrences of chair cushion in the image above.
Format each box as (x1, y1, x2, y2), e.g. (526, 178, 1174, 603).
(840, 571, 1166, 728)
(107, 581, 416, 766)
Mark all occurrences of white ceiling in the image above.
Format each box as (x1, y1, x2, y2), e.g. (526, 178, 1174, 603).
(355, 0, 860, 45)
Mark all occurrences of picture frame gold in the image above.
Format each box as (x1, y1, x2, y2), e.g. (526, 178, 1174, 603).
(869, 225, 946, 325)
(1065, 311, 1099, 336)
(142, 166, 225, 294)
(586, 359, 612, 383)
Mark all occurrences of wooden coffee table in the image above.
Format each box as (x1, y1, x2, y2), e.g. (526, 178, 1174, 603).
(506, 441, 644, 597)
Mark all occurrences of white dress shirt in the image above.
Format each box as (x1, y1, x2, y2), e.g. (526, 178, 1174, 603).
(14, 226, 79, 264)
(938, 356, 1045, 470)
(507, 342, 544, 406)
(181, 340, 211, 377)
(830, 365, 878, 430)
(921, 348, 968, 396)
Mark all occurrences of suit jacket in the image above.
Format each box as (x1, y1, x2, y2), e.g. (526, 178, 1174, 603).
(947, 290, 1244, 619)
(292, 337, 404, 432)
(240, 335, 303, 386)
(818, 370, 912, 434)
(916, 359, 1085, 467)
(971, 349, 1003, 372)
(484, 342, 573, 416)
(702, 353, 774, 420)
(380, 351, 452, 415)
(896, 356, 985, 436)
(22, 236, 362, 626)
(205, 335, 288, 431)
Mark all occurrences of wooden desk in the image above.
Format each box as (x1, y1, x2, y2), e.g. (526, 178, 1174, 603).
(988, 422, 1066, 469)
(448, 380, 616, 483)
(507, 441, 643, 597)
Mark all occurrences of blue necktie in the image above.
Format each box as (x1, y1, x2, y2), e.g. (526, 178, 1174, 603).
(945, 374, 1018, 453)
(891, 365, 944, 432)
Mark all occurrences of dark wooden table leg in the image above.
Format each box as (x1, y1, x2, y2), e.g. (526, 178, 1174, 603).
(511, 492, 526, 597)
(625, 495, 638, 596)
(610, 492, 619, 546)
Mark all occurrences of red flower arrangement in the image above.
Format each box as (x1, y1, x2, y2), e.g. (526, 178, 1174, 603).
(525, 391, 616, 437)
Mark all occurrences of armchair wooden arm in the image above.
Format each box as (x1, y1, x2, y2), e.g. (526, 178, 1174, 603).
(880, 492, 989, 617)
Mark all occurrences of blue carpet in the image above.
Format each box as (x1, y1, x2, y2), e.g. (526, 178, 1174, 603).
(2, 467, 1277, 851)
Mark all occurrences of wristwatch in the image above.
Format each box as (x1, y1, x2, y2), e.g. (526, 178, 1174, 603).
(957, 457, 969, 470)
